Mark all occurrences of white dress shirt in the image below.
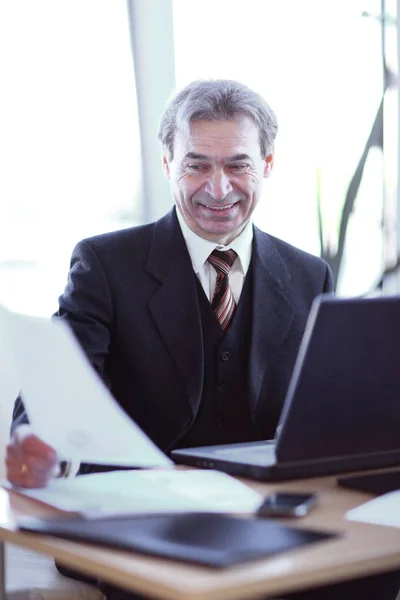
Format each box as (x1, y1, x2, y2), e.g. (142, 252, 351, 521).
(176, 208, 253, 303)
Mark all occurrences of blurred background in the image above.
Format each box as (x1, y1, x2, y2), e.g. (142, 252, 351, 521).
(0, 0, 399, 445)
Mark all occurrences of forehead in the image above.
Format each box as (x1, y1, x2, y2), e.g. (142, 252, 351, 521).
(174, 116, 261, 159)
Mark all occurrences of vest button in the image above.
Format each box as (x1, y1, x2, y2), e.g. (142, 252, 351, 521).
(183, 417, 192, 428)
(217, 384, 226, 394)
(221, 351, 231, 361)
(215, 418, 223, 428)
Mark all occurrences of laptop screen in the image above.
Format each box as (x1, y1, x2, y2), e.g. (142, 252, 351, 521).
(275, 295, 400, 463)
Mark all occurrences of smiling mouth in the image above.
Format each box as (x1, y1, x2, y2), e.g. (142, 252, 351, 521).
(203, 203, 236, 211)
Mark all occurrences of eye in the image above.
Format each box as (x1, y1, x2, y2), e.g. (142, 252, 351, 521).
(228, 163, 249, 173)
(187, 163, 210, 173)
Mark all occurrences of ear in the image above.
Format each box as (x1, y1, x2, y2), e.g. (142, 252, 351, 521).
(263, 153, 274, 178)
(162, 153, 171, 179)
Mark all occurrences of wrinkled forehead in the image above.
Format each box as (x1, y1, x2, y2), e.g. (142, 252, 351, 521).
(174, 117, 262, 159)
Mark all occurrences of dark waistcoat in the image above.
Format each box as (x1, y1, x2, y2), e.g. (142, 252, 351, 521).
(176, 263, 262, 450)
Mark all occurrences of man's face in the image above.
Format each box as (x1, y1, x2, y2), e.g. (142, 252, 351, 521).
(162, 116, 274, 245)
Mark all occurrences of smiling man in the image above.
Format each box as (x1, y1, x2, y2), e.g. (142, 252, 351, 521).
(8, 80, 400, 600)
(163, 116, 274, 244)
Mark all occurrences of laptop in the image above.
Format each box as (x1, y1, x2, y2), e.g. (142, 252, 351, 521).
(171, 295, 400, 481)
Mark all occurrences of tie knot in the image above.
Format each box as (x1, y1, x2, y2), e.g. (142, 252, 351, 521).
(207, 249, 237, 274)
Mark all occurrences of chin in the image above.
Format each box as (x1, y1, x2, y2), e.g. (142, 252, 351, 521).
(202, 227, 238, 244)
(203, 224, 235, 235)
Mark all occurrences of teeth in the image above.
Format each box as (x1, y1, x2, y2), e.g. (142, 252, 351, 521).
(205, 204, 234, 211)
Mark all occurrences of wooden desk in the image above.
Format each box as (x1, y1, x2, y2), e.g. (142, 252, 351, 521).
(0, 474, 399, 600)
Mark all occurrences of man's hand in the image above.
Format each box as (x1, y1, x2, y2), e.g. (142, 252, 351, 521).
(6, 425, 59, 488)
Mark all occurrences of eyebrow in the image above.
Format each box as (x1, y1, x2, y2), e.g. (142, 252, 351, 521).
(228, 154, 252, 162)
(183, 152, 252, 161)
(184, 152, 210, 160)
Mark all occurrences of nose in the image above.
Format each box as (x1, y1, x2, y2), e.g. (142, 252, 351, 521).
(204, 169, 233, 200)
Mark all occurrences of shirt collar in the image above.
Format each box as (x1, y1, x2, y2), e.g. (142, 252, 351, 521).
(176, 208, 253, 275)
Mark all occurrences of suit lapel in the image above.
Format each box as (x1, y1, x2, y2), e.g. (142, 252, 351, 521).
(248, 227, 295, 412)
(145, 208, 204, 416)
(145, 212, 295, 418)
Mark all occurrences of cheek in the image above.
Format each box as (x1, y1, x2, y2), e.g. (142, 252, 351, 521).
(236, 176, 259, 196)
(180, 178, 205, 199)
(173, 175, 189, 195)
(173, 184, 194, 210)
(178, 181, 193, 198)
(247, 171, 262, 185)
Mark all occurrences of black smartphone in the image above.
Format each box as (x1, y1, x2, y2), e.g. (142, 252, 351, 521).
(256, 492, 318, 518)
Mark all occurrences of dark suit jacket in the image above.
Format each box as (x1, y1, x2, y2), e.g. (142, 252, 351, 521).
(13, 207, 332, 453)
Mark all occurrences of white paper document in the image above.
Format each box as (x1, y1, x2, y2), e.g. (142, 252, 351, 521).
(5, 469, 263, 517)
(346, 491, 400, 528)
(0, 305, 172, 467)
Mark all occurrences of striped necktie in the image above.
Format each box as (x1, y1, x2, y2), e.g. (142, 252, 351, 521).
(207, 249, 238, 330)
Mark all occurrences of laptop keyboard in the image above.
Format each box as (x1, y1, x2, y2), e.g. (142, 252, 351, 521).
(213, 441, 276, 464)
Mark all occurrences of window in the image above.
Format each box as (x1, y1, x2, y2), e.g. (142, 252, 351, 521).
(0, 1, 141, 316)
(173, 0, 389, 294)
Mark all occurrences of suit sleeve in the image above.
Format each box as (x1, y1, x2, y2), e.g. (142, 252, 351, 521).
(11, 240, 116, 474)
(55, 239, 114, 372)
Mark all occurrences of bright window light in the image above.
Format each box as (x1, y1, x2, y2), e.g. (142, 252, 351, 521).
(173, 0, 386, 295)
(0, 1, 141, 316)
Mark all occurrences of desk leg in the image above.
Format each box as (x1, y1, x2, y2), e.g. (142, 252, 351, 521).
(0, 542, 5, 600)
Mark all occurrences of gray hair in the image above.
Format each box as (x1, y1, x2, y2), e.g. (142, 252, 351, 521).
(158, 79, 278, 161)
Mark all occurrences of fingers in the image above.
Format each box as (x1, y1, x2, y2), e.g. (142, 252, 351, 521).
(6, 425, 59, 488)
(6, 444, 58, 488)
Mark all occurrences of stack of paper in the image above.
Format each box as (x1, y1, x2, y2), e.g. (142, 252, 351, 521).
(0, 304, 172, 468)
(0, 304, 262, 517)
(346, 491, 400, 528)
(4, 469, 263, 517)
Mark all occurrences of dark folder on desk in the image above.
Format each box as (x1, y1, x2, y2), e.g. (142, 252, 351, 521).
(18, 513, 337, 568)
(337, 469, 400, 495)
